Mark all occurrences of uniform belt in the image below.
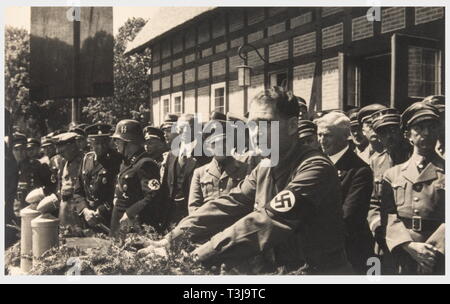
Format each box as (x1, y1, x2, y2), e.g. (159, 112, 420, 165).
(399, 216, 442, 232)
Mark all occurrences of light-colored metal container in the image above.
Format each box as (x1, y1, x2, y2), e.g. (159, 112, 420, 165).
(31, 214, 59, 265)
(20, 205, 40, 273)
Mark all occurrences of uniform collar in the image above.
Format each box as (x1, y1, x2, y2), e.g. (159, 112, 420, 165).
(127, 148, 146, 166)
(401, 152, 444, 183)
(272, 140, 311, 181)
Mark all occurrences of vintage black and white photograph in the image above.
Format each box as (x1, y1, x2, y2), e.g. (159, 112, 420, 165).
(2, 4, 446, 279)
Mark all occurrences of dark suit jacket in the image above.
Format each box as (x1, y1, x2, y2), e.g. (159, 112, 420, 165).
(161, 144, 210, 223)
(334, 147, 375, 274)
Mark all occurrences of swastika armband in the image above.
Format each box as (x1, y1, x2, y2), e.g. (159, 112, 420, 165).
(148, 179, 160, 191)
(269, 190, 296, 212)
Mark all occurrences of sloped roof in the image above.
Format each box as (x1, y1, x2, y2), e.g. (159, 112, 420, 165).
(125, 7, 216, 55)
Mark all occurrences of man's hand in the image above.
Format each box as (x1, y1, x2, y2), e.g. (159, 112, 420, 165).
(137, 245, 168, 259)
(402, 242, 439, 272)
(119, 212, 135, 228)
(137, 239, 170, 258)
(82, 208, 98, 227)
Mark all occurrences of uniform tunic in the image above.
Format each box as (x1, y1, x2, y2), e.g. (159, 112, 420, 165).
(188, 157, 249, 214)
(73, 149, 122, 228)
(168, 141, 350, 274)
(111, 149, 167, 235)
(381, 152, 445, 274)
(59, 153, 84, 227)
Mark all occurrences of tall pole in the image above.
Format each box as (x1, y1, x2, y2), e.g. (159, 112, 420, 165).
(71, 9, 81, 125)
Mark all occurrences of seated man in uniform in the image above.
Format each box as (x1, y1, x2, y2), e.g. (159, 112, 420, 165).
(143, 126, 169, 164)
(110, 120, 167, 236)
(381, 102, 444, 275)
(188, 121, 249, 214)
(72, 123, 122, 233)
(139, 87, 351, 275)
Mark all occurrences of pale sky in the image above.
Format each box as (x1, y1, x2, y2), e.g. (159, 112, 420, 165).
(4, 6, 160, 34)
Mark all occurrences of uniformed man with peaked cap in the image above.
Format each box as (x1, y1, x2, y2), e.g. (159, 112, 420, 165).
(26, 138, 41, 160)
(143, 126, 169, 163)
(356, 104, 387, 164)
(160, 113, 179, 146)
(381, 102, 444, 274)
(38, 132, 86, 232)
(348, 108, 370, 163)
(367, 107, 411, 274)
(110, 119, 168, 236)
(297, 120, 319, 149)
(71, 123, 122, 232)
(188, 123, 249, 215)
(11, 132, 53, 218)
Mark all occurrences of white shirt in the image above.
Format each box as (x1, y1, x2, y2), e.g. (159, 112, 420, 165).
(328, 145, 349, 164)
(179, 138, 198, 159)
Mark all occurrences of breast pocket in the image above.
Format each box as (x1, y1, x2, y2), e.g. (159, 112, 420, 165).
(392, 182, 407, 207)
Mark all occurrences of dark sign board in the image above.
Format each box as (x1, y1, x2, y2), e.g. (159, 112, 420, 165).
(30, 7, 113, 101)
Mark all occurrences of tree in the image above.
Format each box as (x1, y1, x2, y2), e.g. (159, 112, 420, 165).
(83, 17, 151, 126)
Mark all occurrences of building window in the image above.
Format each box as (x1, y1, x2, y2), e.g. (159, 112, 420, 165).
(172, 92, 183, 115)
(408, 46, 441, 98)
(269, 70, 288, 88)
(163, 98, 170, 116)
(211, 82, 226, 113)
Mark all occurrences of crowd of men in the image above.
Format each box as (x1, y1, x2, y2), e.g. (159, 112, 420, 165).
(4, 88, 445, 275)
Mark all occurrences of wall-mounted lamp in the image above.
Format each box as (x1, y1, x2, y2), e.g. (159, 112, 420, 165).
(237, 43, 284, 88)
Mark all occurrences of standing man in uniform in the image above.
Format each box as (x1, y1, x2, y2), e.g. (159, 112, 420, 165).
(368, 108, 411, 272)
(11, 132, 53, 218)
(316, 112, 374, 274)
(26, 138, 41, 160)
(356, 104, 387, 164)
(381, 102, 444, 275)
(110, 120, 167, 236)
(140, 87, 351, 275)
(72, 123, 122, 232)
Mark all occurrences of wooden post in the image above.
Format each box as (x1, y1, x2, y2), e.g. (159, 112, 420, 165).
(72, 13, 81, 124)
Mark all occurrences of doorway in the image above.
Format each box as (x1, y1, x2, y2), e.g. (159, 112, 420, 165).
(359, 53, 391, 107)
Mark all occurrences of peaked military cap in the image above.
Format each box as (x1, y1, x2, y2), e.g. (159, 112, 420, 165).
(422, 95, 445, 113)
(357, 104, 387, 124)
(12, 132, 27, 148)
(143, 126, 165, 142)
(401, 102, 440, 130)
(298, 120, 317, 139)
(160, 113, 179, 130)
(26, 138, 41, 148)
(85, 123, 112, 138)
(371, 108, 401, 131)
